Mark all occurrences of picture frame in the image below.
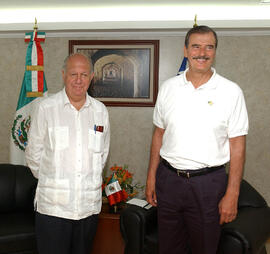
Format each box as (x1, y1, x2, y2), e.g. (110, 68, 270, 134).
(69, 40, 159, 107)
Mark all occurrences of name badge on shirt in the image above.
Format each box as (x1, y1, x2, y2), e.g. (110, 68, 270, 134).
(94, 125, 104, 133)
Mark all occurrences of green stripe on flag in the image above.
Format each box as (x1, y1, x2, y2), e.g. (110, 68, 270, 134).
(16, 74, 47, 111)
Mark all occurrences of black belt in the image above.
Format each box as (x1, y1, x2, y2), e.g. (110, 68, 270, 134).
(161, 158, 225, 178)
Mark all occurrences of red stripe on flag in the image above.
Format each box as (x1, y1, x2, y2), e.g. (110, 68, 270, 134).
(107, 190, 127, 206)
(38, 71, 44, 92)
(37, 37, 45, 42)
(36, 41, 44, 92)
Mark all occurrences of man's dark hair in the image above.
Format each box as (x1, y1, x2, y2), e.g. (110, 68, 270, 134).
(184, 25, 218, 49)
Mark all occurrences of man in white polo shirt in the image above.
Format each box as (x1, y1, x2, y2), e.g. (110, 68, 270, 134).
(146, 26, 248, 254)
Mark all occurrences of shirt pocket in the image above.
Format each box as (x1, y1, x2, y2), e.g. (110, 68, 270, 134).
(84, 177, 102, 210)
(88, 129, 104, 153)
(38, 178, 70, 206)
(48, 126, 69, 150)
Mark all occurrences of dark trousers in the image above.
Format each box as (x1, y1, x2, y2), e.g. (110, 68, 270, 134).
(156, 161, 227, 254)
(35, 212, 98, 254)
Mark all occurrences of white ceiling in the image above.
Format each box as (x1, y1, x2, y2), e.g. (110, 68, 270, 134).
(0, 0, 266, 8)
(1, 0, 270, 32)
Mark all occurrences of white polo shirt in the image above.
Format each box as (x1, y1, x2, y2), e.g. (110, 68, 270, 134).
(153, 68, 248, 170)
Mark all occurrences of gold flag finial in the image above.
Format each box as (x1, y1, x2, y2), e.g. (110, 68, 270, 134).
(193, 14, 198, 27)
(34, 18, 38, 31)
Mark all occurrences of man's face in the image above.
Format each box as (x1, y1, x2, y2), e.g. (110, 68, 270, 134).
(184, 32, 216, 74)
(62, 55, 94, 102)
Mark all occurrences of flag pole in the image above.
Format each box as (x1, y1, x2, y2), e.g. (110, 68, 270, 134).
(194, 14, 198, 28)
(177, 14, 199, 75)
(33, 18, 38, 31)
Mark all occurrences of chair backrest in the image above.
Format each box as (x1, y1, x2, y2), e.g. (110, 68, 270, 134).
(238, 179, 267, 208)
(0, 164, 37, 213)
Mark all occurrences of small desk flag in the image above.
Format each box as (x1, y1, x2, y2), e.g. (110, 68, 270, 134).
(10, 29, 48, 165)
(105, 173, 127, 206)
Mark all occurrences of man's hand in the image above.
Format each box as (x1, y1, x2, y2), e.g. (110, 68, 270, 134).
(145, 127, 165, 207)
(218, 193, 238, 224)
(146, 175, 157, 207)
(219, 135, 246, 224)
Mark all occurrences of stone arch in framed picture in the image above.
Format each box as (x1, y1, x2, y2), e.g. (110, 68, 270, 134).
(69, 40, 159, 107)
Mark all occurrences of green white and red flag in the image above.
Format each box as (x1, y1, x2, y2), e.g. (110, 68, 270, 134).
(10, 29, 48, 165)
(105, 173, 126, 206)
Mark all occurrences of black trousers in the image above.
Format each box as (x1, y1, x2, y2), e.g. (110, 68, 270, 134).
(156, 161, 227, 254)
(35, 212, 98, 254)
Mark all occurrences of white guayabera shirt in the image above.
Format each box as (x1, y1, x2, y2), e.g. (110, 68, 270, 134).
(25, 88, 110, 220)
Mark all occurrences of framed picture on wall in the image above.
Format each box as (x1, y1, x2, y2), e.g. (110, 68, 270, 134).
(69, 40, 159, 107)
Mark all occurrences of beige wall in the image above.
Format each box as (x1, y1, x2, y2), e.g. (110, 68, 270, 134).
(1, 31, 270, 207)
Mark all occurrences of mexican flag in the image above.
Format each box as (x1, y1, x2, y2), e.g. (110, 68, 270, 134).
(10, 30, 48, 165)
(105, 173, 126, 206)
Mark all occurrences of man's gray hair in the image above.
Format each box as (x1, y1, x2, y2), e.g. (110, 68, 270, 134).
(62, 52, 94, 74)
